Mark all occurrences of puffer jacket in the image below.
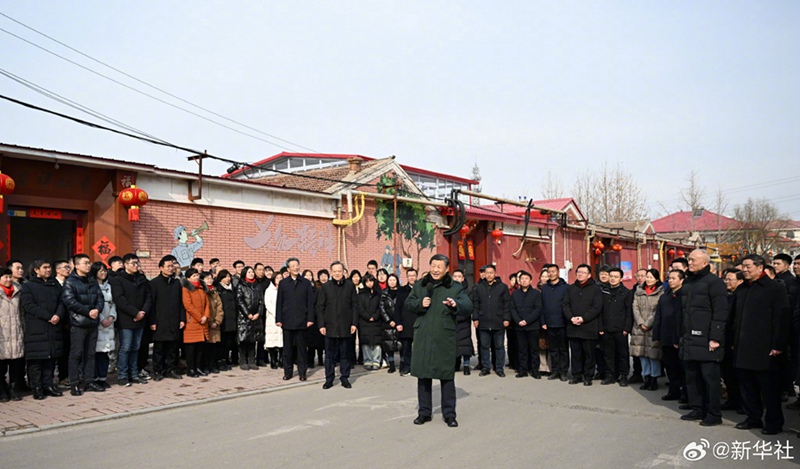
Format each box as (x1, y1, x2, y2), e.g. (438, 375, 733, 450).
(20, 277, 66, 360)
(455, 281, 473, 357)
(0, 284, 24, 360)
(181, 279, 210, 344)
(263, 282, 283, 347)
(62, 272, 103, 328)
(358, 287, 383, 347)
(216, 282, 238, 333)
(95, 281, 116, 353)
(236, 280, 265, 343)
(379, 289, 400, 353)
(678, 265, 729, 362)
(630, 286, 663, 359)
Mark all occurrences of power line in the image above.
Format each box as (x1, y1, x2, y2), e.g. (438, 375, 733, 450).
(0, 93, 380, 189)
(0, 23, 308, 153)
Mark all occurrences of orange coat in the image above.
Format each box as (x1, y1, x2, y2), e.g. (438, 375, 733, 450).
(181, 280, 209, 344)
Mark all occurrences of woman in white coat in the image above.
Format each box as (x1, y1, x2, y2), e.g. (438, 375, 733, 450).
(263, 276, 284, 369)
(91, 262, 116, 389)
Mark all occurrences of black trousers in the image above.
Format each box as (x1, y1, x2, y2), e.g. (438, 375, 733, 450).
(282, 329, 308, 377)
(26, 358, 55, 389)
(0, 358, 25, 386)
(595, 339, 606, 376)
(737, 368, 784, 430)
(684, 360, 722, 420)
(516, 329, 540, 373)
(602, 331, 629, 377)
(661, 346, 684, 398)
(721, 348, 741, 405)
(220, 331, 237, 364)
(238, 341, 255, 364)
(547, 328, 568, 375)
(569, 338, 596, 379)
(57, 323, 70, 381)
(69, 326, 98, 385)
(184, 342, 205, 371)
(152, 340, 178, 373)
(418, 378, 456, 419)
(506, 325, 518, 369)
(324, 337, 350, 383)
(137, 327, 152, 373)
(399, 338, 413, 373)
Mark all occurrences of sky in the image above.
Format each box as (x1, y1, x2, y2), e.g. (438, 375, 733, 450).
(2, 1, 799, 218)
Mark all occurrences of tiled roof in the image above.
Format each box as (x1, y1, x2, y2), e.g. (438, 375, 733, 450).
(252, 159, 385, 193)
(652, 210, 738, 233)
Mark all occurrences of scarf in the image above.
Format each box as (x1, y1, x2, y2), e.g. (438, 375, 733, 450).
(190, 280, 203, 289)
(218, 282, 233, 291)
(0, 284, 14, 299)
(245, 277, 256, 284)
(644, 284, 656, 295)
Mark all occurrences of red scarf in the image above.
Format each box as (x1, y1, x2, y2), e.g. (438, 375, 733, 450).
(748, 271, 767, 285)
(0, 284, 14, 299)
(190, 280, 203, 289)
(579, 279, 591, 287)
(245, 277, 256, 284)
(644, 284, 656, 295)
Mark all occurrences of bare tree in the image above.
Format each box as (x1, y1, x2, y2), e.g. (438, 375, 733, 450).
(540, 171, 566, 200)
(732, 197, 791, 255)
(572, 162, 648, 223)
(680, 170, 706, 212)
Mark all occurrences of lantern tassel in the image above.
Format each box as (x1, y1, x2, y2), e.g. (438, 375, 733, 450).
(128, 206, 140, 221)
(0, 195, 4, 213)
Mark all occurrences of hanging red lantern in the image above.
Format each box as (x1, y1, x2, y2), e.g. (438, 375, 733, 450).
(459, 224, 470, 237)
(592, 239, 602, 249)
(597, 242, 605, 251)
(491, 228, 504, 243)
(612, 243, 622, 252)
(677, 250, 685, 257)
(0, 170, 15, 212)
(594, 248, 602, 256)
(667, 248, 675, 256)
(118, 185, 149, 221)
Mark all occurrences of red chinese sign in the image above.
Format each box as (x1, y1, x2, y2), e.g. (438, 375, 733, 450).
(92, 236, 116, 263)
(466, 240, 475, 260)
(457, 240, 466, 260)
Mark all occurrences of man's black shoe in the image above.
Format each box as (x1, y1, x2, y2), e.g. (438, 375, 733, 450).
(515, 372, 527, 378)
(547, 373, 560, 380)
(531, 371, 541, 379)
(84, 382, 105, 393)
(601, 375, 615, 385)
(661, 393, 680, 401)
(618, 375, 628, 387)
(413, 416, 432, 425)
(496, 370, 505, 378)
(196, 369, 208, 377)
(569, 377, 582, 385)
(678, 403, 691, 410)
(680, 410, 704, 421)
(583, 379, 592, 386)
(341, 379, 352, 388)
(628, 374, 644, 384)
(463, 366, 470, 376)
(299, 375, 307, 382)
(479, 369, 491, 377)
(559, 373, 569, 382)
(322, 382, 334, 390)
(167, 370, 183, 379)
(282, 375, 292, 381)
(761, 427, 782, 435)
(444, 417, 458, 427)
(130, 376, 148, 384)
(70, 385, 83, 396)
(44, 385, 63, 397)
(187, 370, 199, 378)
(33, 387, 45, 400)
(699, 417, 722, 427)
(152, 372, 164, 382)
(735, 420, 763, 430)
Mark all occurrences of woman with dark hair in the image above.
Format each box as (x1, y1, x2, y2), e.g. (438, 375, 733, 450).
(451, 270, 474, 375)
(631, 268, 664, 391)
(0, 268, 24, 402)
(263, 274, 283, 369)
(380, 274, 401, 373)
(181, 268, 210, 377)
(304, 269, 324, 369)
(19, 260, 65, 400)
(348, 269, 363, 365)
(358, 274, 383, 370)
(201, 271, 224, 373)
(90, 262, 115, 389)
(236, 266, 264, 370)
(214, 269, 237, 369)
(376, 269, 389, 291)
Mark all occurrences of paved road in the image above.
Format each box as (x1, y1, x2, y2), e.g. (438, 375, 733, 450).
(1, 371, 798, 468)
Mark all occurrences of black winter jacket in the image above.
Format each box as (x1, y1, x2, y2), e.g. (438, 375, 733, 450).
(379, 289, 400, 352)
(563, 280, 603, 339)
(275, 275, 314, 330)
(678, 265, 728, 362)
(149, 274, 186, 341)
(215, 283, 238, 333)
(357, 287, 383, 346)
(395, 284, 416, 339)
(20, 277, 66, 360)
(61, 272, 103, 328)
(470, 279, 511, 330)
(110, 271, 152, 329)
(731, 274, 791, 371)
(541, 278, 568, 328)
(454, 281, 473, 357)
(236, 281, 265, 343)
(600, 284, 633, 333)
(316, 278, 358, 338)
(653, 288, 682, 346)
(510, 287, 543, 331)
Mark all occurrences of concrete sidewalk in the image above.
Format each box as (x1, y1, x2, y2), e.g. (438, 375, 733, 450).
(0, 364, 354, 436)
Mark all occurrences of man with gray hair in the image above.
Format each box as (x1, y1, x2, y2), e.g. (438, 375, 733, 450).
(678, 249, 729, 427)
(276, 257, 315, 381)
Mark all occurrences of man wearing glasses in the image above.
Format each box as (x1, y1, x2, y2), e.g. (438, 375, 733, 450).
(53, 259, 71, 387)
(110, 253, 152, 387)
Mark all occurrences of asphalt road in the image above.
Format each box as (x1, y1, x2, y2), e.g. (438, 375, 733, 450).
(2, 370, 798, 468)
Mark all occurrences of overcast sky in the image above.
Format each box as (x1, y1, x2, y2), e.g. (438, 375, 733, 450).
(2, 1, 798, 218)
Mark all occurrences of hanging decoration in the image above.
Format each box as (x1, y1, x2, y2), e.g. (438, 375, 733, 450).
(491, 228, 504, 244)
(0, 170, 15, 212)
(118, 185, 149, 221)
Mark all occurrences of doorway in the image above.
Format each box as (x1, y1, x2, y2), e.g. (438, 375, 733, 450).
(8, 208, 83, 265)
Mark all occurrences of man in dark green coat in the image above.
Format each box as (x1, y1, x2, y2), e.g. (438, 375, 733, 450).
(407, 254, 472, 427)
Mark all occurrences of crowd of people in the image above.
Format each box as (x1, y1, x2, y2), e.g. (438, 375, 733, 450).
(0, 249, 797, 432)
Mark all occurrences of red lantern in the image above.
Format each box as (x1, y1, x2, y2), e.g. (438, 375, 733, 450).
(118, 185, 149, 221)
(667, 248, 675, 256)
(677, 250, 685, 258)
(594, 248, 602, 256)
(491, 228, 503, 243)
(597, 242, 605, 251)
(592, 239, 602, 249)
(459, 224, 470, 237)
(0, 170, 15, 212)
(612, 243, 622, 252)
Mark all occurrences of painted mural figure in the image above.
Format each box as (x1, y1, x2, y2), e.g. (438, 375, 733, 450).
(171, 225, 204, 269)
(380, 245, 402, 275)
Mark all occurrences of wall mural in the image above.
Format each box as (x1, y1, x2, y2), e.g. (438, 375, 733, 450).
(244, 215, 335, 257)
(171, 222, 208, 268)
(374, 173, 437, 272)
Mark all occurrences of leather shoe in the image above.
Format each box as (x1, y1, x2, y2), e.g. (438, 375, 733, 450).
(735, 420, 763, 430)
(84, 382, 105, 393)
(479, 369, 491, 377)
(187, 369, 199, 378)
(496, 370, 505, 378)
(661, 393, 680, 401)
(196, 369, 208, 377)
(299, 375, 307, 382)
(167, 370, 183, 380)
(413, 416, 432, 425)
(515, 372, 527, 378)
(681, 410, 704, 421)
(282, 375, 292, 381)
(322, 382, 334, 390)
(699, 417, 722, 427)
(547, 374, 560, 380)
(341, 379, 352, 388)
(761, 427, 782, 435)
(678, 404, 691, 410)
(70, 385, 83, 396)
(33, 387, 46, 400)
(444, 417, 458, 427)
(44, 385, 63, 397)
